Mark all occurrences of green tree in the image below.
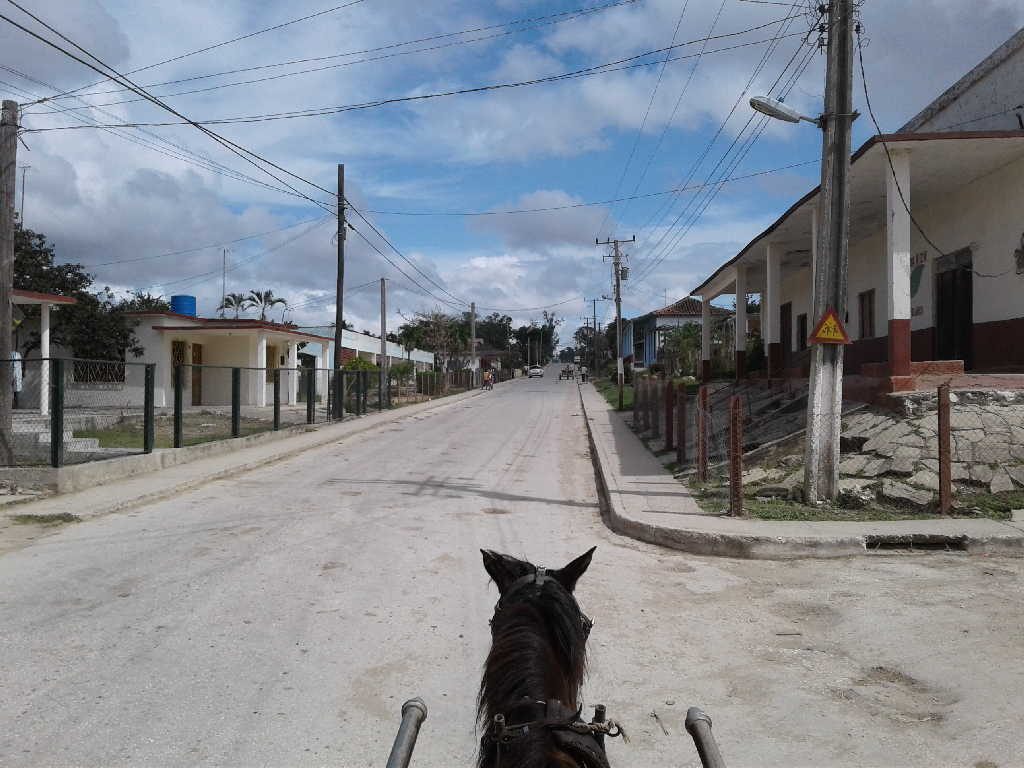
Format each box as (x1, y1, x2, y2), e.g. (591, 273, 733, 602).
(119, 291, 170, 313)
(660, 323, 701, 377)
(13, 224, 147, 360)
(246, 289, 287, 321)
(218, 292, 251, 318)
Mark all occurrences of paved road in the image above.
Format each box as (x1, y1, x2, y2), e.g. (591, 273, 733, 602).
(1, 372, 1022, 767)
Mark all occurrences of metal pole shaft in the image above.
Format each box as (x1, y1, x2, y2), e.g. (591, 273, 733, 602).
(614, 243, 624, 411)
(804, 0, 854, 503)
(685, 708, 727, 768)
(333, 164, 345, 416)
(385, 698, 428, 768)
(0, 101, 17, 466)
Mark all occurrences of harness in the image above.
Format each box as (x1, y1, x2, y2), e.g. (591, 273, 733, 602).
(486, 568, 625, 767)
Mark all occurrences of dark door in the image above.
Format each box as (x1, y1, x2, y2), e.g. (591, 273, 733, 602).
(935, 265, 973, 369)
(191, 343, 203, 406)
(779, 302, 793, 369)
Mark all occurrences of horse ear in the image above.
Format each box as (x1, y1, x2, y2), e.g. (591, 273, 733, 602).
(481, 549, 524, 593)
(554, 547, 595, 592)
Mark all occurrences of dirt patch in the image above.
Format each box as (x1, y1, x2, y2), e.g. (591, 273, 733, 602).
(830, 665, 957, 725)
(10, 512, 80, 525)
(481, 507, 510, 515)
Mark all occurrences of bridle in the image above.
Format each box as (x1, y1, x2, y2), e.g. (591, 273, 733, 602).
(489, 566, 594, 640)
(486, 567, 622, 768)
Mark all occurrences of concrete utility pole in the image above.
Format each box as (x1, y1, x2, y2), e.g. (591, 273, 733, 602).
(597, 236, 634, 410)
(804, 0, 855, 503)
(379, 277, 388, 402)
(1, 101, 17, 465)
(591, 298, 599, 374)
(220, 248, 228, 317)
(469, 301, 477, 376)
(333, 164, 346, 390)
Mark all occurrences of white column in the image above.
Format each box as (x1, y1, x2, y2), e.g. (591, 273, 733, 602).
(39, 303, 50, 415)
(287, 342, 298, 404)
(886, 149, 912, 324)
(764, 244, 780, 345)
(256, 334, 267, 407)
(734, 265, 747, 357)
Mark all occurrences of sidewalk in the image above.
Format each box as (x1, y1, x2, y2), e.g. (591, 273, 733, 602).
(578, 383, 1024, 559)
(4, 388, 485, 526)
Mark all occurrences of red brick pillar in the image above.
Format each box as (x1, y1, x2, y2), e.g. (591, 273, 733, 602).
(888, 319, 912, 378)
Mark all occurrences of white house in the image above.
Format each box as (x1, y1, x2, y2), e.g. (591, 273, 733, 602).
(689, 29, 1024, 391)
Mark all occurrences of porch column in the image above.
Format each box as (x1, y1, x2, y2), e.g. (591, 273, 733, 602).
(764, 244, 782, 378)
(700, 296, 712, 382)
(886, 148, 912, 379)
(256, 334, 267, 407)
(39, 303, 50, 415)
(734, 265, 747, 380)
(287, 342, 298, 404)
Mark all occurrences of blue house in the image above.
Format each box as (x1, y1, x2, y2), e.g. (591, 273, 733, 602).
(622, 297, 729, 369)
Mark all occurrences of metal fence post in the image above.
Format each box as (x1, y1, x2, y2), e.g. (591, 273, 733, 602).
(231, 368, 241, 438)
(143, 364, 155, 454)
(729, 395, 743, 516)
(664, 378, 674, 452)
(306, 369, 316, 424)
(676, 383, 687, 465)
(938, 384, 952, 515)
(651, 379, 662, 440)
(378, 368, 384, 411)
(273, 368, 281, 431)
(173, 364, 184, 448)
(49, 358, 64, 468)
(697, 384, 709, 483)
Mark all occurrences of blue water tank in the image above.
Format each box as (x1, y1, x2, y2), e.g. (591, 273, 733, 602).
(170, 294, 197, 317)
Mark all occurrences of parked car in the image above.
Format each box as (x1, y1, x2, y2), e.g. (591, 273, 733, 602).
(528, 366, 544, 378)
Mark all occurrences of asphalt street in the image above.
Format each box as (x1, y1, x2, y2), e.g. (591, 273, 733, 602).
(1, 370, 1022, 767)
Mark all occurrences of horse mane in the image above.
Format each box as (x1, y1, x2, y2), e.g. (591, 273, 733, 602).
(477, 578, 590, 768)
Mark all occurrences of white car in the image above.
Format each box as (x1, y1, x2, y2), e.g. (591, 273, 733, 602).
(528, 366, 544, 378)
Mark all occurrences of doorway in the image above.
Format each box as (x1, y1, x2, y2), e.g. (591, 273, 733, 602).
(779, 302, 793, 369)
(935, 250, 973, 370)
(191, 343, 203, 405)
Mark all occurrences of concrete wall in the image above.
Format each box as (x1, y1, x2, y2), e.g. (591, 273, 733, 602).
(907, 42, 1024, 133)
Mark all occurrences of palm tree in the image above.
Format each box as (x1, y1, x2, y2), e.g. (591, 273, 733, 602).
(218, 292, 251, 319)
(246, 289, 287, 321)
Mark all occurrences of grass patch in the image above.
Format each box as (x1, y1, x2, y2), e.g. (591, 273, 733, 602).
(690, 483, 1013, 521)
(593, 379, 634, 410)
(10, 512, 80, 525)
(75, 413, 278, 449)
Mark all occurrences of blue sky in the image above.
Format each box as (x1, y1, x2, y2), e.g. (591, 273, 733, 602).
(4, 0, 1024, 343)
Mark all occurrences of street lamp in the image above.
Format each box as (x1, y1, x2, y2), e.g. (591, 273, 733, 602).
(749, 96, 821, 127)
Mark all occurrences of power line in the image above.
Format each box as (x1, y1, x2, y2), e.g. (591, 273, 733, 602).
(361, 160, 817, 216)
(27, 0, 640, 110)
(24, 0, 371, 106)
(20, 22, 811, 131)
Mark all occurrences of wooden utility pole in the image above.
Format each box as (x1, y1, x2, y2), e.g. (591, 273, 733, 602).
(380, 277, 388, 405)
(469, 301, 477, 381)
(597, 236, 634, 410)
(1, 101, 17, 465)
(804, 0, 855, 502)
(333, 164, 346, 416)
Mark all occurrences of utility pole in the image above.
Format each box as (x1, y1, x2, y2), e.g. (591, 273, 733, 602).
(1, 101, 18, 465)
(333, 164, 346, 400)
(469, 301, 477, 378)
(380, 277, 388, 403)
(804, 0, 855, 503)
(597, 236, 634, 410)
(17, 165, 28, 224)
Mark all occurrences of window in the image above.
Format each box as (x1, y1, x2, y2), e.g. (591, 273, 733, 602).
(171, 340, 187, 367)
(797, 314, 808, 351)
(858, 290, 876, 339)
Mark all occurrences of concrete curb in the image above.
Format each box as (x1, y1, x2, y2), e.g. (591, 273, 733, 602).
(577, 383, 1024, 559)
(6, 387, 486, 524)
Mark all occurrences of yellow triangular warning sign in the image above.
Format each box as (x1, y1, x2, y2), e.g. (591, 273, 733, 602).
(809, 308, 851, 345)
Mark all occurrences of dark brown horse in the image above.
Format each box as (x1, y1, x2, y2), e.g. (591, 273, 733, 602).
(478, 548, 614, 768)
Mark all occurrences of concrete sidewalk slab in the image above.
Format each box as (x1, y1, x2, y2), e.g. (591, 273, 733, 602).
(578, 383, 1024, 559)
(4, 388, 485, 526)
